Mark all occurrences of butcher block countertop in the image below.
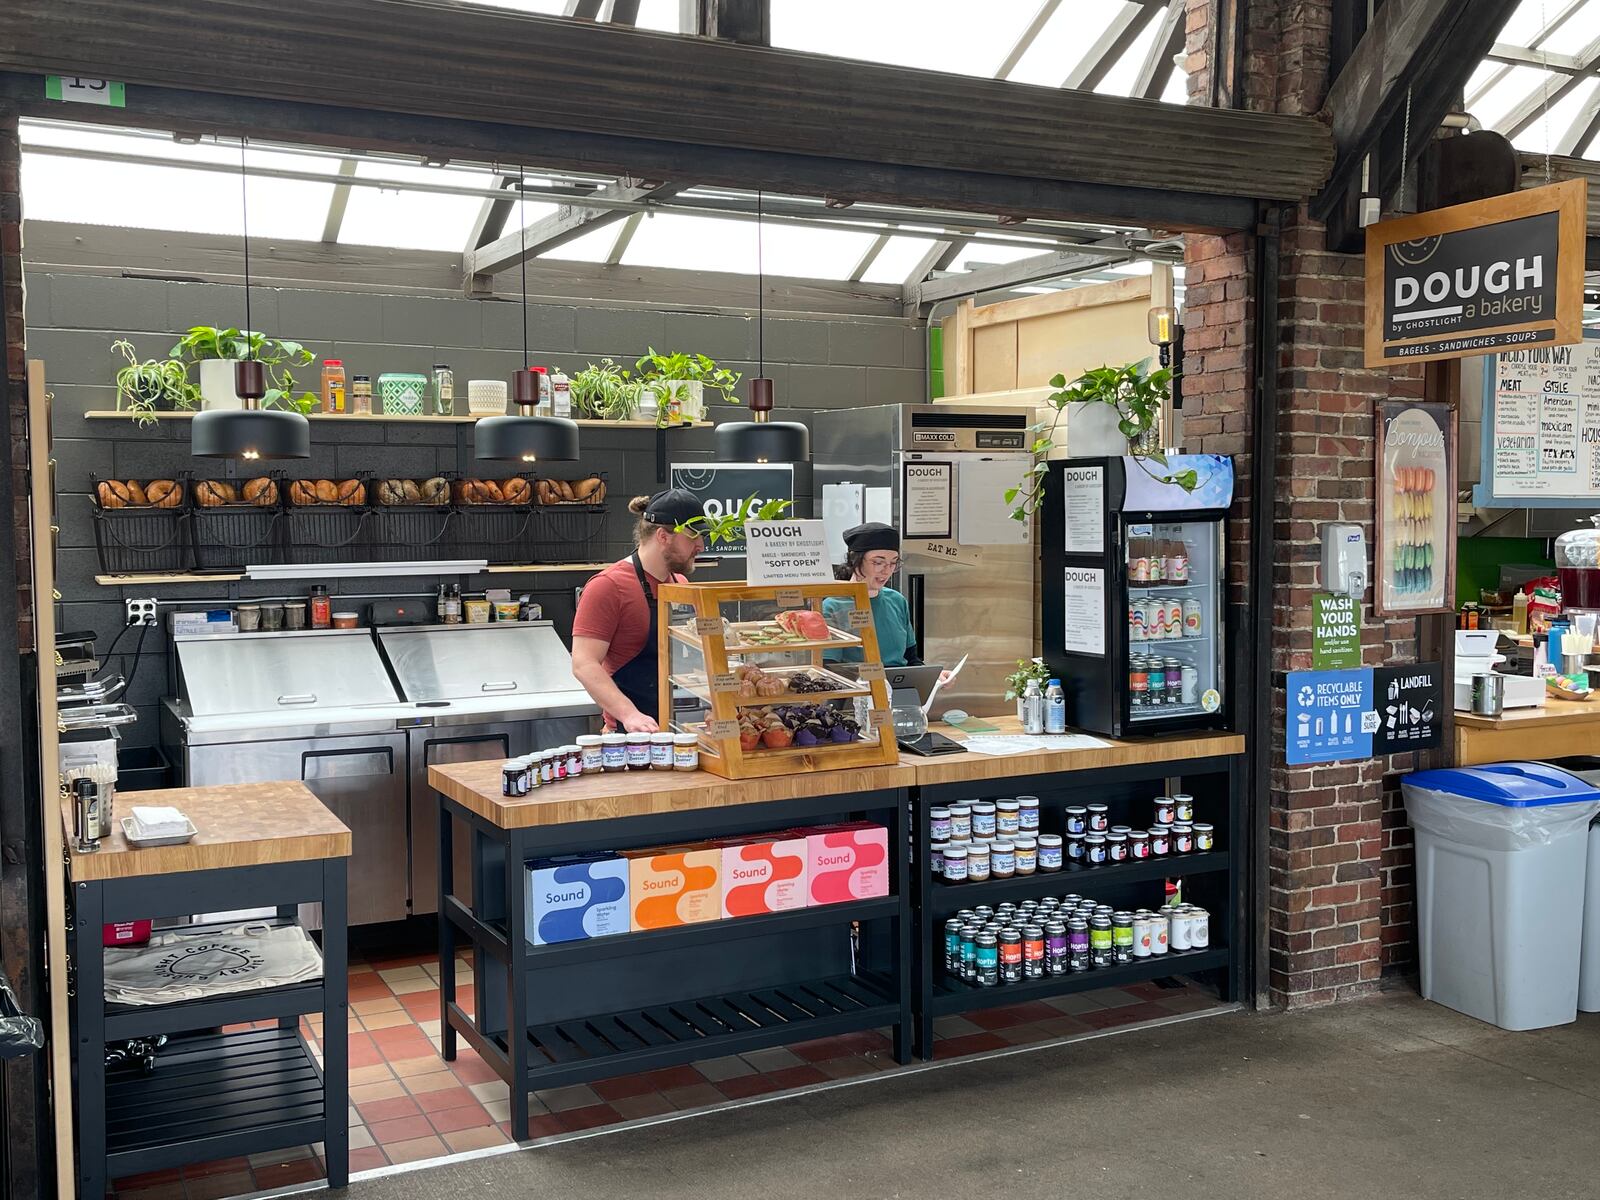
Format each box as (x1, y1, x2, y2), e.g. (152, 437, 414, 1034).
(431, 719, 1246, 830)
(1453, 697, 1600, 766)
(62, 782, 351, 882)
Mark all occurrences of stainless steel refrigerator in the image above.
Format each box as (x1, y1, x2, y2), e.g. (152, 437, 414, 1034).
(813, 404, 1036, 715)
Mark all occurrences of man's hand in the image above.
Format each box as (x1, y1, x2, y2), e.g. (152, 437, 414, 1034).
(620, 710, 660, 734)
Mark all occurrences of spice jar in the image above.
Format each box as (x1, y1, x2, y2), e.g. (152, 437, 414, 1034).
(672, 732, 699, 771)
(309, 585, 332, 630)
(320, 359, 346, 414)
(649, 732, 675, 770)
(283, 601, 307, 631)
(351, 374, 373, 415)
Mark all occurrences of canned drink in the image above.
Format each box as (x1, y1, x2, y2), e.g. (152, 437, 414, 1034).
(1133, 912, 1153, 958)
(1084, 833, 1107, 865)
(1143, 598, 1166, 640)
(1173, 793, 1195, 823)
(1155, 796, 1177, 825)
(1130, 666, 1149, 709)
(999, 929, 1024, 985)
(1064, 806, 1088, 836)
(1194, 822, 1215, 851)
(1188, 907, 1210, 949)
(1112, 912, 1135, 964)
(1165, 598, 1185, 640)
(976, 931, 999, 986)
(1165, 660, 1184, 704)
(1045, 919, 1068, 975)
(1087, 803, 1110, 832)
(974, 905, 994, 922)
(1022, 924, 1046, 979)
(1146, 662, 1165, 706)
(1172, 823, 1194, 854)
(1129, 602, 1147, 642)
(1149, 824, 1171, 856)
(1149, 912, 1169, 955)
(1107, 832, 1128, 863)
(944, 918, 963, 973)
(1181, 665, 1200, 705)
(1129, 829, 1151, 859)
(1182, 598, 1203, 637)
(949, 803, 972, 840)
(1167, 905, 1191, 951)
(1067, 917, 1091, 972)
(1089, 915, 1114, 968)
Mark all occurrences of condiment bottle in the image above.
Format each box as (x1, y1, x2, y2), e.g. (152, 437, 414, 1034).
(431, 363, 454, 417)
(351, 374, 373, 415)
(309, 584, 332, 630)
(320, 359, 347, 414)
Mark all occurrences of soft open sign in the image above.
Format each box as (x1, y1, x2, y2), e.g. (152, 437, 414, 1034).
(745, 520, 831, 585)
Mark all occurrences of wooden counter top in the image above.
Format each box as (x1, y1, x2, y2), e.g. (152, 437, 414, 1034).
(1454, 697, 1600, 766)
(432, 718, 1246, 829)
(62, 782, 352, 883)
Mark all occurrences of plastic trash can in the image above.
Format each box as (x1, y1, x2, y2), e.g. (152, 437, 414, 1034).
(1584, 816, 1600, 1014)
(1402, 762, 1600, 1031)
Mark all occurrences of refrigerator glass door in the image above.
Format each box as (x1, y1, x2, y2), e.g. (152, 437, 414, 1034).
(1125, 519, 1225, 724)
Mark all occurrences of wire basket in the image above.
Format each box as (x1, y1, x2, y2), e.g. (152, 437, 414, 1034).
(529, 504, 607, 563)
(366, 505, 455, 562)
(90, 476, 193, 574)
(448, 504, 533, 565)
(282, 479, 371, 564)
(192, 476, 285, 569)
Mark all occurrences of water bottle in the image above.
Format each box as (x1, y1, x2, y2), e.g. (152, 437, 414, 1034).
(1022, 679, 1045, 735)
(1044, 678, 1066, 734)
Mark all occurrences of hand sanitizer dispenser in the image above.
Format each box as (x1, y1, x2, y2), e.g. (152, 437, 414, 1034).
(1319, 523, 1367, 598)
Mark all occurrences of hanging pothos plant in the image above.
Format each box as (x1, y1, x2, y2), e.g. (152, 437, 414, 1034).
(1005, 359, 1198, 521)
(676, 493, 792, 546)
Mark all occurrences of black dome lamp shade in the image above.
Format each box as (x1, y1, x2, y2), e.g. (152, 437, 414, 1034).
(714, 377, 809, 463)
(474, 166, 581, 464)
(191, 136, 310, 460)
(715, 189, 809, 464)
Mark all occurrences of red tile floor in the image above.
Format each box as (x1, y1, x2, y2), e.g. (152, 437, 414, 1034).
(107, 943, 1226, 1199)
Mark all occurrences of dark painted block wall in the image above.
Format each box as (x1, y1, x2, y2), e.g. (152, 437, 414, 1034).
(25, 269, 927, 750)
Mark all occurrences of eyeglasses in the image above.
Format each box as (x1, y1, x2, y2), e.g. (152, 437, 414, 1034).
(863, 555, 900, 572)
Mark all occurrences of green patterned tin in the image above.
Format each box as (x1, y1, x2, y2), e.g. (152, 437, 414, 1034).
(377, 372, 428, 416)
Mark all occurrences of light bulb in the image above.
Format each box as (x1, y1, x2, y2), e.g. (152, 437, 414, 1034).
(242, 449, 260, 460)
(1147, 305, 1176, 347)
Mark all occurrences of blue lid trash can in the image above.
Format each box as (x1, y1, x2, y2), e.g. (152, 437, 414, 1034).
(1402, 762, 1600, 1030)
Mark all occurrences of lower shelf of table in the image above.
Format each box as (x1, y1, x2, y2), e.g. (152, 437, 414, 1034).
(451, 969, 903, 1091)
(104, 1026, 327, 1176)
(926, 852, 1230, 915)
(928, 945, 1230, 1017)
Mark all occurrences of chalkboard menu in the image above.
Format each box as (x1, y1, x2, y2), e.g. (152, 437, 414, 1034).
(1477, 335, 1600, 507)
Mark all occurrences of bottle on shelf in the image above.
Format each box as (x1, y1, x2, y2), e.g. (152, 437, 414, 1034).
(1021, 678, 1045, 734)
(431, 364, 454, 417)
(1044, 678, 1066, 734)
(309, 585, 332, 630)
(351, 374, 373, 415)
(320, 359, 347, 414)
(551, 368, 571, 418)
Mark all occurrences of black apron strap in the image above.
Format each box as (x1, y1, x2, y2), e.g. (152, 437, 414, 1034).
(608, 553, 663, 724)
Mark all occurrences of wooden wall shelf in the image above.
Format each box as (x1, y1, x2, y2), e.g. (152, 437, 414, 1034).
(95, 563, 610, 586)
(83, 411, 703, 429)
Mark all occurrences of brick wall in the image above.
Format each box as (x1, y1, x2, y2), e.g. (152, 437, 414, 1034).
(1184, 0, 1431, 1006)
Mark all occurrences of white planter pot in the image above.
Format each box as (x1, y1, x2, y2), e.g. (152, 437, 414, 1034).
(198, 358, 243, 411)
(1065, 401, 1127, 458)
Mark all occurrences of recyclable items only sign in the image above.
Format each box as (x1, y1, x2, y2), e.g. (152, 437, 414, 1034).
(1373, 663, 1443, 753)
(1311, 593, 1361, 669)
(1286, 669, 1378, 765)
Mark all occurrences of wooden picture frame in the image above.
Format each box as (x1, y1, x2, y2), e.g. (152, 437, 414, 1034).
(1375, 400, 1456, 617)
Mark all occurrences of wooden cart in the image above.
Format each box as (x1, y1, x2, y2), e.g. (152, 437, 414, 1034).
(658, 580, 900, 780)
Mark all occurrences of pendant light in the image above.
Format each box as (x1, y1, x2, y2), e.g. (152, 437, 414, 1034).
(192, 137, 310, 460)
(715, 189, 809, 464)
(474, 166, 580, 463)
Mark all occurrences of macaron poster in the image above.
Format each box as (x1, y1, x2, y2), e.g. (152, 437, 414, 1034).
(1377, 401, 1454, 616)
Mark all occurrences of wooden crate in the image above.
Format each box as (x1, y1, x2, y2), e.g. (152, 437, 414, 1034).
(657, 580, 899, 780)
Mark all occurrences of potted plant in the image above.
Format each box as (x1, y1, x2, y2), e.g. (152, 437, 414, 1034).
(111, 339, 201, 427)
(569, 358, 644, 421)
(676, 493, 792, 546)
(1004, 657, 1052, 722)
(634, 349, 742, 427)
(1005, 359, 1198, 521)
(169, 326, 317, 413)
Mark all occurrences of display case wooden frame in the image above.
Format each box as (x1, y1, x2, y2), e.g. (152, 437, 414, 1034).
(658, 580, 899, 780)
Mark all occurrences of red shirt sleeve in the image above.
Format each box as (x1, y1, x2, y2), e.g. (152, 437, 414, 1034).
(571, 571, 623, 645)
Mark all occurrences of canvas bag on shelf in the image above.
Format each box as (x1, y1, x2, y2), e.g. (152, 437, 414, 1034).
(103, 922, 322, 1006)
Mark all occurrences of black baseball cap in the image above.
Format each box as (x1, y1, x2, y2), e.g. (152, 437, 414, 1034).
(644, 487, 706, 529)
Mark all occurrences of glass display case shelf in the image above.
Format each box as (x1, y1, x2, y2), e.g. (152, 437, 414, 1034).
(671, 664, 870, 707)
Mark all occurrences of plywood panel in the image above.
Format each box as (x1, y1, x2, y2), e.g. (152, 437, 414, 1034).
(972, 323, 1020, 393)
(1016, 297, 1155, 387)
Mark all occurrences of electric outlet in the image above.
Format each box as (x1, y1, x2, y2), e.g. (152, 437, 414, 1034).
(125, 598, 158, 627)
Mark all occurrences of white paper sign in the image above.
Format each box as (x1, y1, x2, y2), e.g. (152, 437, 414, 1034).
(1059, 464, 1105, 554)
(905, 538, 984, 566)
(744, 520, 832, 585)
(1490, 341, 1600, 499)
(903, 461, 953, 539)
(1062, 566, 1106, 656)
(957, 457, 1031, 545)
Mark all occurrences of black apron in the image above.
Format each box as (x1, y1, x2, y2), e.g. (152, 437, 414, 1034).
(608, 553, 664, 725)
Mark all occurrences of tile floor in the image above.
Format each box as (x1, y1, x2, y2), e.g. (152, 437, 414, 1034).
(106, 943, 1224, 1199)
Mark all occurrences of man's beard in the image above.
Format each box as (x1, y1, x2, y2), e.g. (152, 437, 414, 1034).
(666, 547, 698, 576)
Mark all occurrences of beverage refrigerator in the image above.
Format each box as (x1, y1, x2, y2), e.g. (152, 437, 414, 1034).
(1040, 455, 1235, 738)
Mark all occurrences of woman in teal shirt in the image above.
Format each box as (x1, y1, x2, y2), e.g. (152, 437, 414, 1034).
(822, 522, 918, 666)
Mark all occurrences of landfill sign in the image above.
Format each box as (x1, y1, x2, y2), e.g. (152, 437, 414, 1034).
(1311, 592, 1361, 669)
(1372, 663, 1443, 754)
(1286, 669, 1378, 765)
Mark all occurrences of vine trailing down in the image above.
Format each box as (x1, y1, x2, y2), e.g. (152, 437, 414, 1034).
(1005, 360, 1198, 522)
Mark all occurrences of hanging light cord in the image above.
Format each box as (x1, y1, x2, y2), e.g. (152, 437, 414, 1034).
(240, 136, 252, 355)
(519, 166, 529, 362)
(756, 189, 765, 373)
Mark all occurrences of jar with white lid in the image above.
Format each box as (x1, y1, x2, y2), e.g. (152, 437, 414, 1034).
(649, 732, 676, 769)
(577, 734, 603, 774)
(672, 732, 699, 771)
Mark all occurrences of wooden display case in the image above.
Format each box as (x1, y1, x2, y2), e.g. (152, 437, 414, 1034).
(658, 580, 899, 779)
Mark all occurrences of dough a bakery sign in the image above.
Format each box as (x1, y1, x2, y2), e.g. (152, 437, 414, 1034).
(1365, 179, 1586, 367)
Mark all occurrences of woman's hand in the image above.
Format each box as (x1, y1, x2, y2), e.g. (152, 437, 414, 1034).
(621, 710, 660, 734)
(938, 670, 954, 686)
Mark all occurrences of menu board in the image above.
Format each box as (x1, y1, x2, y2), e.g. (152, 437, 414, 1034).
(1480, 337, 1600, 505)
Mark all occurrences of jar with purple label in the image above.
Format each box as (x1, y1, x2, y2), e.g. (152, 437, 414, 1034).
(1172, 822, 1194, 854)
(1038, 833, 1063, 872)
(931, 842, 949, 875)
(930, 806, 952, 841)
(942, 845, 968, 882)
(1017, 795, 1040, 833)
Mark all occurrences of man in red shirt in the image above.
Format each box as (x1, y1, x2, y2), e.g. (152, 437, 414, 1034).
(571, 488, 706, 732)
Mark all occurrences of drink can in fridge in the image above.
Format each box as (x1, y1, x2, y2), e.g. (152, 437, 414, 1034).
(1129, 602, 1147, 642)
(1165, 598, 1186, 640)
(1146, 662, 1165, 706)
(1165, 658, 1183, 704)
(1181, 665, 1199, 704)
(1141, 598, 1164, 641)
(1182, 598, 1203, 638)
(1130, 664, 1148, 708)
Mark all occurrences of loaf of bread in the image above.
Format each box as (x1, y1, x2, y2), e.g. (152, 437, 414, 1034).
(288, 480, 320, 506)
(243, 477, 278, 507)
(146, 479, 182, 509)
(97, 480, 130, 510)
(195, 480, 237, 507)
(419, 477, 449, 506)
(500, 477, 531, 505)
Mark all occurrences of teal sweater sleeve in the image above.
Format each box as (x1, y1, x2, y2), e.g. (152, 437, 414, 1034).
(823, 589, 915, 666)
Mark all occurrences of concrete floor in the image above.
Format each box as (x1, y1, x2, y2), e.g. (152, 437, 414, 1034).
(342, 992, 1600, 1200)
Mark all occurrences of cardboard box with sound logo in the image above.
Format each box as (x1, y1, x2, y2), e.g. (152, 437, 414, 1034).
(624, 845, 722, 930)
(718, 835, 808, 918)
(523, 855, 630, 946)
(804, 822, 889, 904)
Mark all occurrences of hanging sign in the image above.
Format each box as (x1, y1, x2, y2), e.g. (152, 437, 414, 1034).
(44, 76, 126, 107)
(743, 520, 831, 585)
(1375, 400, 1455, 617)
(1286, 669, 1379, 765)
(1311, 592, 1361, 669)
(1373, 663, 1444, 754)
(1475, 335, 1600, 506)
(1364, 179, 1586, 366)
(670, 463, 794, 557)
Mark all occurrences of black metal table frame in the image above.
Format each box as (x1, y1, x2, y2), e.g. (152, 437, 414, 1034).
(911, 752, 1245, 1058)
(70, 858, 349, 1198)
(438, 786, 914, 1140)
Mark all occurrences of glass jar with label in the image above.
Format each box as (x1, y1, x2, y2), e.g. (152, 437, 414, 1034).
(577, 734, 603, 774)
(431, 363, 455, 416)
(967, 842, 991, 882)
(649, 732, 675, 770)
(625, 732, 651, 770)
(351, 374, 373, 415)
(672, 732, 699, 771)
